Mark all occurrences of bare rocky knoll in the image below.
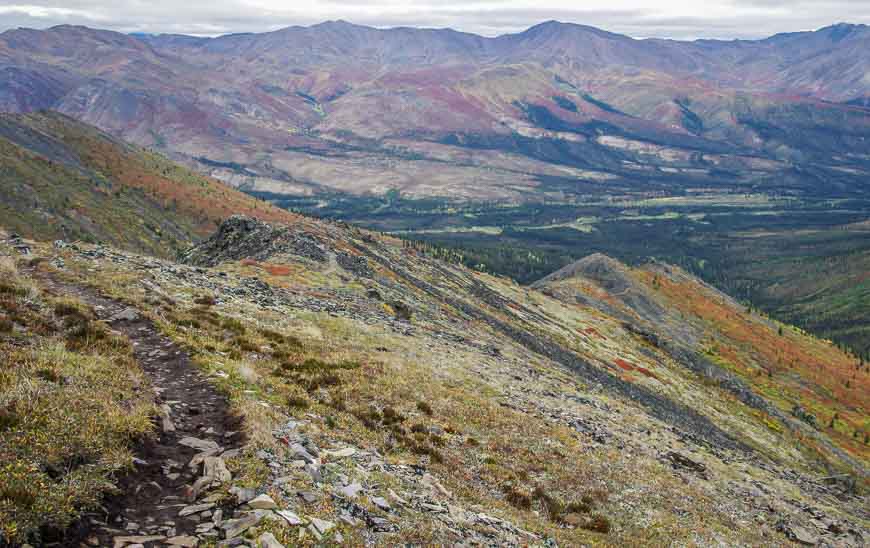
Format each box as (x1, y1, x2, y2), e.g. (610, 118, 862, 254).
(4, 213, 865, 546)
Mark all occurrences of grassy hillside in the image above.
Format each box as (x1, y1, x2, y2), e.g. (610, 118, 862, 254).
(0, 253, 154, 543)
(535, 255, 869, 465)
(0, 111, 300, 258)
(2, 213, 867, 545)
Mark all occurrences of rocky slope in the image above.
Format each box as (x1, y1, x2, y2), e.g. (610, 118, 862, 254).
(2, 211, 866, 546)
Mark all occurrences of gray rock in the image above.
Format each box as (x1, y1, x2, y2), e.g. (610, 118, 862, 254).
(325, 447, 356, 459)
(221, 512, 265, 539)
(178, 437, 221, 452)
(297, 490, 320, 504)
(257, 533, 284, 548)
(195, 523, 215, 534)
(109, 307, 140, 322)
(371, 497, 391, 511)
(276, 510, 305, 526)
(247, 494, 278, 510)
(338, 482, 363, 499)
(165, 536, 198, 547)
(111, 535, 165, 548)
(203, 456, 232, 484)
(309, 517, 335, 535)
(230, 487, 257, 506)
(305, 463, 322, 483)
(289, 443, 316, 464)
(178, 503, 214, 517)
(790, 525, 820, 546)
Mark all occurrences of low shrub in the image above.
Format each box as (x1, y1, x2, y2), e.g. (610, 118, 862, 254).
(502, 484, 532, 510)
(582, 514, 612, 534)
(221, 317, 247, 335)
(0, 282, 25, 297)
(232, 336, 260, 353)
(287, 395, 310, 409)
(193, 294, 217, 306)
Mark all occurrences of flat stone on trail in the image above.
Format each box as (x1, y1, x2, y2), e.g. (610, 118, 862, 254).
(258, 532, 285, 548)
(230, 486, 258, 505)
(178, 503, 215, 517)
(165, 535, 198, 547)
(178, 437, 221, 452)
(112, 535, 165, 548)
(203, 456, 232, 483)
(109, 307, 140, 322)
(247, 494, 278, 509)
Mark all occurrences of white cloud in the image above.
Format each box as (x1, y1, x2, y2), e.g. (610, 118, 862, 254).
(0, 0, 867, 38)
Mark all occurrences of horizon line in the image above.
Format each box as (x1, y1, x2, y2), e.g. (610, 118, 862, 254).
(3, 18, 867, 43)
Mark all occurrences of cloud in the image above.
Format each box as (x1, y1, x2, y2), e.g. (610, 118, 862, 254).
(0, 0, 867, 39)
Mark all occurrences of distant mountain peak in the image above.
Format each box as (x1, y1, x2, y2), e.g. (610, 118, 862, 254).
(519, 20, 631, 40)
(311, 19, 363, 31)
(820, 22, 868, 42)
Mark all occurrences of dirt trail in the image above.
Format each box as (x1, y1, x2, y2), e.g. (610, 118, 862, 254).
(34, 273, 244, 547)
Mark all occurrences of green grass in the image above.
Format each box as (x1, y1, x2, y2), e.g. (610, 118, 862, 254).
(0, 261, 154, 544)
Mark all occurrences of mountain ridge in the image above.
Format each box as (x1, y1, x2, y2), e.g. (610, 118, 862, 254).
(3, 18, 869, 205)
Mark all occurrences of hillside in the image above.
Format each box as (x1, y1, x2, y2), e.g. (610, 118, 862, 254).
(0, 111, 300, 258)
(2, 212, 867, 546)
(534, 254, 870, 470)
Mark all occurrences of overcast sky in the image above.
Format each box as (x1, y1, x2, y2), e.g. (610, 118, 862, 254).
(0, 0, 868, 39)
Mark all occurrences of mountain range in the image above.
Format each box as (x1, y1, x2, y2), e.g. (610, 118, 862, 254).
(2, 21, 870, 201)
